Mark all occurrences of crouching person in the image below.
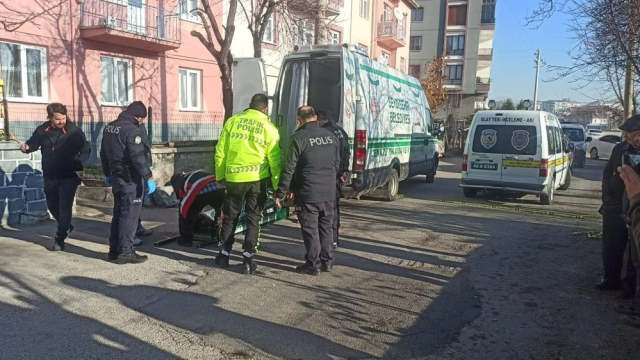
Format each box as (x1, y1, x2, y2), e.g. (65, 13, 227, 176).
(171, 170, 225, 247)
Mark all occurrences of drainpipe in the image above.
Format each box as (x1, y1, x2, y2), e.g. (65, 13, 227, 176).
(370, 0, 378, 59)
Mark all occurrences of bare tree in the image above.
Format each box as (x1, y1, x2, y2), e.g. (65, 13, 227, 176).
(191, 0, 238, 121)
(0, 0, 66, 32)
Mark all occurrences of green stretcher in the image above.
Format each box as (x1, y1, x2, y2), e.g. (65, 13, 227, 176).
(155, 198, 290, 248)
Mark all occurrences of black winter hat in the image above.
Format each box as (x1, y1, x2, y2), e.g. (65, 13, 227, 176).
(125, 101, 147, 118)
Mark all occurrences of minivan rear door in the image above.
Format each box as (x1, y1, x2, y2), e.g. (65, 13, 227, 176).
(500, 123, 540, 185)
(468, 120, 505, 181)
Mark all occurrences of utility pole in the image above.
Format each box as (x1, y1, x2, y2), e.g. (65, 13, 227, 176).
(533, 49, 542, 109)
(623, 39, 636, 120)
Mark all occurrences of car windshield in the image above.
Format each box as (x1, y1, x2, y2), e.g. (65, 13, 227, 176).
(562, 128, 585, 141)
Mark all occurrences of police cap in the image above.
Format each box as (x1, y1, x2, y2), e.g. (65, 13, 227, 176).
(619, 114, 640, 132)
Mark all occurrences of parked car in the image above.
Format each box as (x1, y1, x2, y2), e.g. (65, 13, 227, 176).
(587, 129, 603, 138)
(561, 122, 587, 168)
(588, 134, 621, 160)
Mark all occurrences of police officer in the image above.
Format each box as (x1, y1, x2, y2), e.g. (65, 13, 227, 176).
(101, 101, 156, 264)
(276, 106, 340, 276)
(170, 170, 225, 247)
(214, 94, 281, 275)
(317, 110, 350, 249)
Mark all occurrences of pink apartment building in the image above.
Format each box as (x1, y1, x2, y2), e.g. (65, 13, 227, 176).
(0, 0, 224, 163)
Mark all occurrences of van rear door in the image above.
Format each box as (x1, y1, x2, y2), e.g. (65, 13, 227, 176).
(468, 120, 505, 182)
(500, 121, 540, 185)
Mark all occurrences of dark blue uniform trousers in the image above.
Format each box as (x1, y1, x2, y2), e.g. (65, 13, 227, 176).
(110, 176, 144, 255)
(297, 200, 335, 267)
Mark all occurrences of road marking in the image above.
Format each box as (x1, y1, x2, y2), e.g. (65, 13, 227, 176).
(427, 199, 601, 219)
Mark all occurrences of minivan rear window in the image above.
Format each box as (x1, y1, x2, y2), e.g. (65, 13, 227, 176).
(472, 125, 538, 155)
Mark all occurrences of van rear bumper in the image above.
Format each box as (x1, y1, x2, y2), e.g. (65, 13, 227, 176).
(460, 179, 546, 195)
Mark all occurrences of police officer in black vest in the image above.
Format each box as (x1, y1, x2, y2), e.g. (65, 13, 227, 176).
(276, 106, 340, 275)
(101, 101, 156, 264)
(317, 110, 351, 249)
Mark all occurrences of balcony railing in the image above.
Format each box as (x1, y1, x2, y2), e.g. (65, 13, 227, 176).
(476, 77, 491, 84)
(445, 79, 462, 85)
(377, 20, 405, 42)
(446, 48, 464, 56)
(478, 48, 493, 55)
(80, 0, 181, 43)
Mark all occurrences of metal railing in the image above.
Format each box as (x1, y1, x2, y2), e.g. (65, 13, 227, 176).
(80, 0, 181, 43)
(476, 77, 491, 84)
(478, 48, 493, 55)
(377, 20, 405, 42)
(444, 79, 462, 85)
(446, 48, 464, 56)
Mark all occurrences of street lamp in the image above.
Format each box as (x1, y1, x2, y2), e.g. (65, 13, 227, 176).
(488, 100, 496, 110)
(523, 99, 531, 110)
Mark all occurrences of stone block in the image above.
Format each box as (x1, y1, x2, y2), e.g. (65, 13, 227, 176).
(25, 189, 38, 202)
(7, 173, 27, 186)
(32, 161, 42, 171)
(0, 160, 18, 174)
(0, 186, 22, 200)
(20, 212, 50, 225)
(76, 186, 113, 202)
(31, 152, 42, 161)
(8, 198, 24, 213)
(25, 174, 44, 188)
(0, 143, 20, 150)
(17, 162, 37, 173)
(27, 200, 48, 213)
(3, 150, 30, 160)
(7, 212, 19, 226)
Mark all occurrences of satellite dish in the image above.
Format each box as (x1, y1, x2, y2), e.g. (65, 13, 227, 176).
(394, 8, 405, 20)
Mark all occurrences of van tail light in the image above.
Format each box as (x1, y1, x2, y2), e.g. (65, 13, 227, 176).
(462, 154, 468, 172)
(539, 158, 549, 177)
(354, 130, 367, 172)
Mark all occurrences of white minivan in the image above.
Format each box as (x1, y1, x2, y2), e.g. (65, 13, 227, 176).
(461, 110, 572, 205)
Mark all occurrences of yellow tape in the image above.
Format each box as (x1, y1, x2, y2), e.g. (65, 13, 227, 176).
(431, 199, 600, 219)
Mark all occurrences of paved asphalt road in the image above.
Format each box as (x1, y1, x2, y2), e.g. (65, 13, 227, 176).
(1, 157, 639, 359)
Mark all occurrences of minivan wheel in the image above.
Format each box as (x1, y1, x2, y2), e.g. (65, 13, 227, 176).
(385, 169, 399, 201)
(463, 187, 478, 198)
(559, 170, 571, 190)
(590, 148, 599, 159)
(540, 182, 555, 205)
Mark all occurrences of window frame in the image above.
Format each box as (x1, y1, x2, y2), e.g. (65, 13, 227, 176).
(0, 41, 49, 103)
(295, 19, 315, 46)
(409, 36, 422, 51)
(100, 55, 133, 107)
(329, 29, 341, 45)
(262, 13, 276, 44)
(411, 8, 424, 22)
(446, 35, 465, 56)
(180, 0, 201, 23)
(448, 4, 468, 26)
(179, 68, 202, 112)
(359, 0, 368, 18)
(444, 64, 463, 85)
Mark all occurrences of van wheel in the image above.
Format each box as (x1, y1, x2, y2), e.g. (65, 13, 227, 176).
(463, 187, 478, 198)
(590, 148, 599, 159)
(426, 156, 438, 183)
(559, 170, 571, 190)
(385, 169, 399, 201)
(540, 182, 555, 205)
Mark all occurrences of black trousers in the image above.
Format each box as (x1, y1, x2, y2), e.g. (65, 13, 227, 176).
(333, 183, 341, 245)
(179, 191, 225, 243)
(602, 206, 629, 281)
(110, 176, 144, 255)
(297, 200, 335, 267)
(220, 179, 268, 255)
(44, 176, 81, 241)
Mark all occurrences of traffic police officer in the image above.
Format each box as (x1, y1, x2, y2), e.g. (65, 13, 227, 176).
(214, 94, 281, 275)
(317, 110, 350, 249)
(276, 106, 340, 275)
(101, 101, 156, 264)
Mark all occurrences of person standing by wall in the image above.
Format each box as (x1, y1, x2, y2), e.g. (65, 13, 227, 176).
(317, 110, 350, 249)
(276, 106, 340, 276)
(214, 94, 281, 275)
(20, 103, 90, 251)
(101, 101, 156, 264)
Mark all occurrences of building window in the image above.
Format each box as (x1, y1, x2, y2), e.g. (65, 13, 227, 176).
(448, 5, 467, 26)
(410, 36, 422, 51)
(0, 42, 48, 102)
(180, 0, 199, 22)
(482, 0, 496, 24)
(330, 30, 341, 44)
(446, 35, 465, 56)
(383, 5, 392, 22)
(444, 65, 463, 85)
(296, 20, 314, 45)
(399, 57, 406, 72)
(100, 56, 132, 106)
(378, 52, 390, 66)
(359, 0, 368, 18)
(409, 65, 421, 78)
(263, 14, 275, 44)
(179, 68, 201, 111)
(411, 8, 424, 22)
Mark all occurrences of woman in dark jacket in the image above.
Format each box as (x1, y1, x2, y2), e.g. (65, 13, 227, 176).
(20, 103, 90, 251)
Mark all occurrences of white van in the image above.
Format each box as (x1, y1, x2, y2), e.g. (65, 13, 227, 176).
(461, 110, 571, 205)
(271, 44, 439, 201)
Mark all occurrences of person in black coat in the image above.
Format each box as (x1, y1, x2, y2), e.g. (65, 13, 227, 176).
(20, 103, 90, 251)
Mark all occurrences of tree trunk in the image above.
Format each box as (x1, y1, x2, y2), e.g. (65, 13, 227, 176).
(314, 0, 326, 44)
(220, 59, 234, 122)
(253, 34, 263, 58)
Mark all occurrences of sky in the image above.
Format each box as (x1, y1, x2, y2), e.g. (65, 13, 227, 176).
(490, 0, 607, 104)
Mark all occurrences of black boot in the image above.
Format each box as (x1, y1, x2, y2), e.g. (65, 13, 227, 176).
(296, 263, 320, 276)
(51, 235, 65, 251)
(113, 251, 148, 264)
(321, 261, 334, 273)
(243, 256, 257, 275)
(596, 278, 621, 291)
(215, 252, 229, 268)
(107, 251, 119, 262)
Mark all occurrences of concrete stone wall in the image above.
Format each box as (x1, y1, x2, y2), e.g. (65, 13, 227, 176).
(150, 145, 215, 188)
(0, 142, 49, 227)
